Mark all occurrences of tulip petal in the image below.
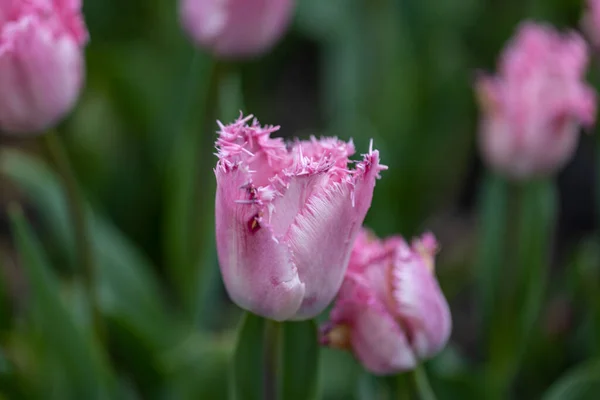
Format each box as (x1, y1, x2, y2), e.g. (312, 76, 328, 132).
(215, 165, 305, 321)
(329, 277, 416, 375)
(287, 151, 383, 320)
(351, 303, 417, 375)
(390, 254, 452, 359)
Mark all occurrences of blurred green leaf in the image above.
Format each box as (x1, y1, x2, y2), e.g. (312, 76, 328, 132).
(357, 373, 411, 400)
(0, 254, 9, 333)
(281, 320, 320, 400)
(0, 150, 181, 394)
(568, 237, 600, 357)
(8, 205, 115, 398)
(543, 359, 600, 400)
(160, 332, 232, 399)
(163, 51, 215, 315)
(0, 149, 174, 341)
(231, 313, 266, 400)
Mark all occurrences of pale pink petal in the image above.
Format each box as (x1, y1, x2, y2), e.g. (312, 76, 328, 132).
(215, 165, 305, 321)
(326, 277, 417, 375)
(350, 303, 417, 374)
(287, 151, 383, 320)
(180, 0, 295, 58)
(390, 252, 452, 359)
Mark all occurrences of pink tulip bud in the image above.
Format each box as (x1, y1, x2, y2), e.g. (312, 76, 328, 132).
(582, 0, 600, 50)
(320, 229, 451, 375)
(214, 114, 386, 321)
(475, 22, 596, 180)
(179, 0, 294, 59)
(0, 0, 88, 135)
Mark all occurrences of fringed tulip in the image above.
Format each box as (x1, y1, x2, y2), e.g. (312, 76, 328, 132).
(320, 230, 451, 375)
(475, 22, 596, 180)
(214, 114, 385, 321)
(179, 0, 294, 58)
(0, 0, 88, 135)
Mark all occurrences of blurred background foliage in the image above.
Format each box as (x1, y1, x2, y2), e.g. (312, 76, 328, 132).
(1, 0, 600, 398)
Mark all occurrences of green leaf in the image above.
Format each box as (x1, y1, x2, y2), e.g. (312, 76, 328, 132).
(357, 373, 409, 400)
(281, 320, 320, 400)
(0, 149, 181, 394)
(543, 359, 600, 400)
(8, 205, 115, 398)
(162, 51, 215, 313)
(231, 313, 266, 400)
(0, 149, 174, 343)
(160, 332, 233, 399)
(0, 252, 10, 332)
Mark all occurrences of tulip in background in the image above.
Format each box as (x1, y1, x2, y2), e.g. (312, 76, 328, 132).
(582, 0, 600, 50)
(0, 0, 88, 135)
(214, 114, 385, 321)
(179, 0, 295, 58)
(475, 22, 596, 180)
(320, 229, 451, 375)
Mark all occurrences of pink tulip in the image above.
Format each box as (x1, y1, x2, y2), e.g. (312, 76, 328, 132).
(214, 114, 385, 321)
(582, 0, 600, 50)
(0, 0, 88, 135)
(475, 22, 596, 180)
(320, 230, 451, 375)
(180, 0, 294, 58)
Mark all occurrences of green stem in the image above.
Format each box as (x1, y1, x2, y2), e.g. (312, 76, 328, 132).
(411, 365, 437, 400)
(396, 372, 412, 399)
(264, 320, 281, 400)
(41, 131, 102, 340)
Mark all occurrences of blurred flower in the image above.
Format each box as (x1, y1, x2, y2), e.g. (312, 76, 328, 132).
(475, 22, 596, 180)
(320, 230, 451, 375)
(582, 0, 600, 50)
(214, 114, 385, 321)
(179, 0, 294, 58)
(0, 0, 88, 135)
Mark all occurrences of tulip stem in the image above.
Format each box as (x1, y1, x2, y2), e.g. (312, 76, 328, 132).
(264, 319, 281, 400)
(411, 364, 437, 400)
(41, 131, 102, 341)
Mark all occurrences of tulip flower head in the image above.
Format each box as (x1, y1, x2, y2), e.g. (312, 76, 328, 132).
(0, 0, 88, 135)
(320, 230, 451, 375)
(475, 22, 596, 180)
(180, 0, 294, 58)
(214, 114, 385, 321)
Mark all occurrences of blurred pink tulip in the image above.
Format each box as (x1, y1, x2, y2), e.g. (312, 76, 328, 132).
(582, 0, 600, 50)
(214, 114, 385, 321)
(180, 0, 294, 58)
(475, 22, 596, 180)
(0, 0, 87, 135)
(320, 230, 451, 375)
